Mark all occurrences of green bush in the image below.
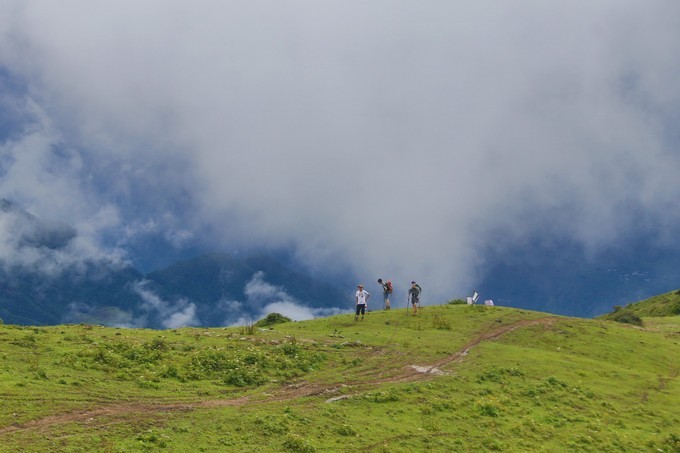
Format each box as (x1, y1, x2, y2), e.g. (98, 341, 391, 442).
(432, 314, 452, 330)
(240, 323, 256, 335)
(144, 337, 170, 352)
(661, 433, 680, 450)
(478, 403, 500, 417)
(477, 367, 525, 384)
(187, 342, 325, 385)
(224, 367, 266, 387)
(11, 334, 38, 348)
(447, 299, 467, 305)
(282, 434, 316, 452)
(608, 310, 643, 326)
(256, 312, 293, 327)
(190, 349, 237, 374)
(671, 302, 680, 315)
(335, 424, 357, 436)
(91, 340, 165, 369)
(546, 376, 569, 388)
(364, 390, 400, 403)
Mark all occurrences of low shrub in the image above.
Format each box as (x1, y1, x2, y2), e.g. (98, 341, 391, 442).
(256, 313, 293, 327)
(282, 433, 316, 452)
(477, 367, 525, 384)
(432, 315, 451, 330)
(240, 323, 256, 335)
(608, 310, 643, 326)
(364, 390, 400, 403)
(478, 402, 500, 417)
(335, 424, 357, 436)
(448, 299, 467, 305)
(11, 334, 38, 348)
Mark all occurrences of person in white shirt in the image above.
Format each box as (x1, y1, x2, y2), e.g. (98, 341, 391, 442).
(354, 284, 370, 321)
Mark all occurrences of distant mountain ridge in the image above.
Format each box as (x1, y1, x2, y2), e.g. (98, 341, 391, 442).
(476, 237, 680, 317)
(0, 200, 347, 327)
(0, 252, 346, 328)
(0, 198, 76, 249)
(1, 199, 678, 326)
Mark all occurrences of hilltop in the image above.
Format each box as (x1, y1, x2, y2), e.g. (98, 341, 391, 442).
(612, 288, 680, 318)
(0, 303, 678, 451)
(600, 288, 680, 326)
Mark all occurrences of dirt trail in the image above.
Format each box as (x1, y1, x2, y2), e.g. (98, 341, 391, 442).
(0, 316, 557, 435)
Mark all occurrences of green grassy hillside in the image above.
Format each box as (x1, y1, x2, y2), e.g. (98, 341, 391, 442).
(1, 304, 678, 452)
(615, 289, 680, 318)
(599, 288, 680, 327)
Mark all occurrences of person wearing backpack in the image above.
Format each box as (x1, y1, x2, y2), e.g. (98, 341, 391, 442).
(414, 282, 422, 308)
(408, 281, 421, 315)
(377, 278, 393, 310)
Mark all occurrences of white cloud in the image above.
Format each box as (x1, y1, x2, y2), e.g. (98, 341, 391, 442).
(228, 302, 348, 326)
(0, 1, 679, 305)
(64, 302, 144, 329)
(132, 280, 199, 328)
(164, 304, 198, 330)
(261, 301, 347, 322)
(228, 272, 348, 325)
(244, 271, 296, 303)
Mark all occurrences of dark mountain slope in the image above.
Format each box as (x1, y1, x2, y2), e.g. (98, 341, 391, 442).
(476, 238, 680, 317)
(145, 253, 348, 327)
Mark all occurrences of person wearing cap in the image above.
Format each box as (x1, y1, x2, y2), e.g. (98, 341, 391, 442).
(408, 281, 421, 315)
(355, 284, 370, 321)
(377, 278, 392, 309)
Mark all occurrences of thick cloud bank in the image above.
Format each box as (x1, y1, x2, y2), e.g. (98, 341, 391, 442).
(1, 2, 679, 305)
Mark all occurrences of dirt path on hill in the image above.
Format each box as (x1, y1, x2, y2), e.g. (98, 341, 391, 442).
(0, 316, 557, 436)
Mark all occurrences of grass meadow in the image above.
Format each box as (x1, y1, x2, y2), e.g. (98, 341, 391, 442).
(0, 304, 678, 452)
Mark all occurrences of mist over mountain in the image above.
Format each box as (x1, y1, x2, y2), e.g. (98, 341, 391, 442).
(1, 3, 679, 326)
(476, 237, 680, 317)
(0, 198, 677, 327)
(0, 198, 76, 249)
(0, 251, 349, 329)
(0, 200, 350, 327)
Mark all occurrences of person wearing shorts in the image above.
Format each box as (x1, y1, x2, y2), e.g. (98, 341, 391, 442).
(355, 284, 370, 321)
(408, 281, 421, 315)
(378, 278, 392, 309)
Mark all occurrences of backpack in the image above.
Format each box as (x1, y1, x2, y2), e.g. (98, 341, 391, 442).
(386, 281, 393, 294)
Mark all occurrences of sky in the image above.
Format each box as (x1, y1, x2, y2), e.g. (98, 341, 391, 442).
(1, 1, 679, 314)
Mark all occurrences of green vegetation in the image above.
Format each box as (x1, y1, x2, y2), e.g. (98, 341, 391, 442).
(447, 298, 467, 305)
(602, 305, 644, 326)
(1, 300, 679, 452)
(255, 312, 293, 328)
(600, 288, 680, 327)
(604, 289, 680, 319)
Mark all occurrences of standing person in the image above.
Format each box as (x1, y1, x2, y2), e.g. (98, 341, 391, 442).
(413, 281, 422, 309)
(355, 284, 370, 321)
(408, 281, 421, 315)
(377, 278, 393, 310)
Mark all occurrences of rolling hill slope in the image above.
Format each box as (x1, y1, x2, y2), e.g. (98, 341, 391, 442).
(615, 288, 680, 318)
(0, 303, 678, 451)
(599, 288, 680, 327)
